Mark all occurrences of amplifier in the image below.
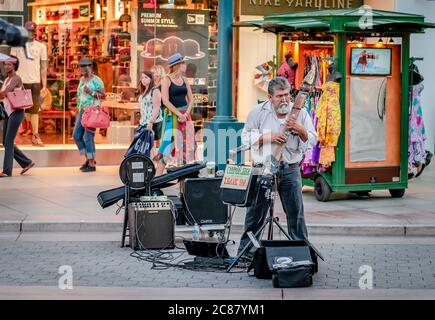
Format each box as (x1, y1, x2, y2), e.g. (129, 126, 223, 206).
(128, 201, 175, 250)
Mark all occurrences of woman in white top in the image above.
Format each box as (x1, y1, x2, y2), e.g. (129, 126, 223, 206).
(138, 70, 163, 158)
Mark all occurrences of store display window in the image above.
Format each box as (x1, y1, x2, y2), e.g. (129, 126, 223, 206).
(12, 0, 218, 148)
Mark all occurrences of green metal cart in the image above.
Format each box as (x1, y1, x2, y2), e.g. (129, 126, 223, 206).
(236, 9, 434, 201)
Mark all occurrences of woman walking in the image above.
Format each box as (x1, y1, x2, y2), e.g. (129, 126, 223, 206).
(0, 55, 35, 177)
(154, 53, 195, 176)
(137, 70, 163, 159)
(73, 57, 106, 172)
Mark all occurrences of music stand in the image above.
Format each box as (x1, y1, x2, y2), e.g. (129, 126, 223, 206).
(119, 154, 156, 247)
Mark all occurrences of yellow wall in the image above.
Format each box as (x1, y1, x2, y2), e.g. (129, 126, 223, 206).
(237, 16, 276, 122)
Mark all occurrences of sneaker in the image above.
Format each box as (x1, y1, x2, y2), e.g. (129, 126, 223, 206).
(32, 134, 45, 147)
(79, 161, 89, 170)
(80, 161, 97, 170)
(21, 162, 35, 175)
(81, 164, 96, 172)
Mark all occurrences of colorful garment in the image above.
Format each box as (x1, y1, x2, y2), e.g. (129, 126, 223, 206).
(158, 106, 195, 166)
(77, 75, 104, 110)
(315, 82, 341, 167)
(408, 83, 426, 171)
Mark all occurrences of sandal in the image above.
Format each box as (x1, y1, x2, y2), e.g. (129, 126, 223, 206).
(21, 162, 35, 175)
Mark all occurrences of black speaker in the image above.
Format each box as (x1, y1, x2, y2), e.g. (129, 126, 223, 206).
(181, 177, 228, 225)
(251, 240, 317, 279)
(128, 202, 175, 250)
(261, 240, 319, 273)
(167, 195, 186, 225)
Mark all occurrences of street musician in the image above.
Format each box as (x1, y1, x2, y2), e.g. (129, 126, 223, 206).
(237, 77, 317, 256)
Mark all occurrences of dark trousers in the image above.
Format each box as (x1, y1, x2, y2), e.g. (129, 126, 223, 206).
(2, 110, 32, 176)
(238, 163, 308, 253)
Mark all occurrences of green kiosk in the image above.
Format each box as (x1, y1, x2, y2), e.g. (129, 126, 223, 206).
(236, 9, 434, 201)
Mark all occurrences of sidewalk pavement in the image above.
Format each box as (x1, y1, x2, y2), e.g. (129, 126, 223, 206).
(0, 164, 435, 236)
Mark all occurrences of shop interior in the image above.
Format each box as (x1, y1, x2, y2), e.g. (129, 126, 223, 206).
(12, 0, 218, 147)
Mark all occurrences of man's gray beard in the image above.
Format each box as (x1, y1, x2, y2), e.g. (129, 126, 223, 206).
(276, 103, 290, 115)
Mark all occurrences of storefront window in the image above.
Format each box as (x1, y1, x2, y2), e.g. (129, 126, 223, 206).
(13, 0, 218, 148)
(136, 0, 218, 138)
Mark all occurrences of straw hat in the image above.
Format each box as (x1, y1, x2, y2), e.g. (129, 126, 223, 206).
(167, 53, 186, 68)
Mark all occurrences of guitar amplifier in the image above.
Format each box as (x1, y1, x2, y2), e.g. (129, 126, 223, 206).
(128, 201, 175, 250)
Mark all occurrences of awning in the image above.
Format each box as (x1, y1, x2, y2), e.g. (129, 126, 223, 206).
(234, 9, 435, 34)
(235, 18, 331, 33)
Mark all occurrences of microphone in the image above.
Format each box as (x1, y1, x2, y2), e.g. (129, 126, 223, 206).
(228, 144, 250, 165)
(229, 144, 251, 156)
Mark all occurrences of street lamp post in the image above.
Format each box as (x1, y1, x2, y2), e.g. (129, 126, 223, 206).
(203, 0, 244, 169)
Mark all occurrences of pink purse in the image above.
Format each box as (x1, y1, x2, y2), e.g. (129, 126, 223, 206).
(81, 105, 110, 129)
(6, 87, 33, 111)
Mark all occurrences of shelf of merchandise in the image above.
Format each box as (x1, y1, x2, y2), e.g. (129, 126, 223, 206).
(35, 18, 90, 25)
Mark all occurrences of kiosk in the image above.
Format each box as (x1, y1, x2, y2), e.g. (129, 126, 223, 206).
(236, 9, 435, 201)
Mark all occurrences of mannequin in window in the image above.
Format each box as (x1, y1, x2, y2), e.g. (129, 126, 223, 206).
(10, 21, 48, 147)
(277, 51, 298, 89)
(327, 63, 342, 83)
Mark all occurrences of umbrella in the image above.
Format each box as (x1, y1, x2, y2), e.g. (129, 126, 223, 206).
(0, 53, 17, 63)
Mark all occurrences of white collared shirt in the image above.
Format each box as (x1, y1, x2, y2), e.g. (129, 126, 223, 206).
(241, 100, 317, 164)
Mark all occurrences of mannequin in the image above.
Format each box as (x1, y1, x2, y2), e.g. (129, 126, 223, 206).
(327, 63, 342, 83)
(10, 21, 48, 147)
(277, 51, 298, 89)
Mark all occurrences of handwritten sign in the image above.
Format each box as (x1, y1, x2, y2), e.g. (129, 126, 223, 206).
(221, 165, 253, 190)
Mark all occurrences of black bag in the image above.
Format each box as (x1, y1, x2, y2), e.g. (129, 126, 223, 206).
(249, 240, 318, 280)
(250, 246, 272, 279)
(272, 265, 312, 288)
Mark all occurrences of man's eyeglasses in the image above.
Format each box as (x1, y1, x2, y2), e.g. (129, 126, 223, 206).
(80, 64, 92, 68)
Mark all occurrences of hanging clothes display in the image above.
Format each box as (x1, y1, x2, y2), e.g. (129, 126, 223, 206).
(408, 83, 426, 170)
(315, 81, 341, 167)
(302, 49, 333, 88)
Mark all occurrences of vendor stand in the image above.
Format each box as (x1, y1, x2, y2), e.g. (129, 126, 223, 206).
(236, 9, 435, 201)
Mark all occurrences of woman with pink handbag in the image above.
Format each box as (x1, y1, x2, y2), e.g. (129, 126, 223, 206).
(73, 58, 106, 172)
(0, 55, 35, 178)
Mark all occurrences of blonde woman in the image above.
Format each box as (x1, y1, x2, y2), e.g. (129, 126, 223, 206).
(154, 53, 195, 176)
(150, 64, 166, 147)
(150, 64, 166, 86)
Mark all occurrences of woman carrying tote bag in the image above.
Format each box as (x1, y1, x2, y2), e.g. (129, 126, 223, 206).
(73, 57, 106, 172)
(0, 55, 35, 177)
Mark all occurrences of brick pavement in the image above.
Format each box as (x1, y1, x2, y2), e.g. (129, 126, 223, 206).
(1, 237, 434, 290)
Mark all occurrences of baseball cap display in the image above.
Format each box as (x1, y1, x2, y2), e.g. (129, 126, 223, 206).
(24, 21, 37, 31)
